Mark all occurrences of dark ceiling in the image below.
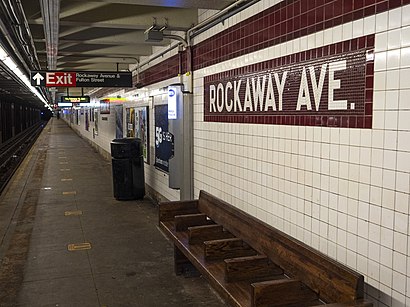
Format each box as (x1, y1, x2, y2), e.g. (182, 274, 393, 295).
(0, 0, 238, 107)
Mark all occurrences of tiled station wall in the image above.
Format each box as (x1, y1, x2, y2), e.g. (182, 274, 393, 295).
(68, 0, 410, 306)
(189, 1, 410, 306)
(62, 85, 181, 202)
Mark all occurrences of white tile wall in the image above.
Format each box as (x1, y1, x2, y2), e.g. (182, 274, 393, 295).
(191, 3, 410, 307)
(68, 2, 410, 306)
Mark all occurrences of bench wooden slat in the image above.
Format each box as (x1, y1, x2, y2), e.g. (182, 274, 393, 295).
(198, 190, 364, 303)
(188, 224, 235, 244)
(204, 238, 257, 261)
(314, 301, 373, 307)
(224, 255, 283, 282)
(174, 213, 211, 231)
(159, 191, 372, 307)
(160, 220, 252, 307)
(159, 200, 198, 222)
(251, 279, 319, 307)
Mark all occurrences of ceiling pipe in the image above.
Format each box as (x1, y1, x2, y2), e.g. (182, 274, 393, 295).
(39, 0, 60, 70)
(0, 0, 50, 105)
(0, 0, 41, 72)
(133, 42, 180, 72)
(163, 34, 187, 48)
(0, 18, 30, 73)
(186, 0, 258, 45)
(135, 0, 260, 81)
(16, 0, 41, 70)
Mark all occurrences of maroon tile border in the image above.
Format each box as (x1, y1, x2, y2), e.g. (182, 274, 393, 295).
(203, 35, 374, 129)
(192, 0, 406, 70)
(134, 0, 400, 89)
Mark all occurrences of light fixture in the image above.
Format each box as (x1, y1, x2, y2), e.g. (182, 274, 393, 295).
(0, 48, 7, 61)
(0, 43, 51, 108)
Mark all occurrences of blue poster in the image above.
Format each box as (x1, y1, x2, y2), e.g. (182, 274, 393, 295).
(154, 104, 173, 172)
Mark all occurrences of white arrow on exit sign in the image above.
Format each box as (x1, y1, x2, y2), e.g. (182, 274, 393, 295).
(32, 72, 44, 85)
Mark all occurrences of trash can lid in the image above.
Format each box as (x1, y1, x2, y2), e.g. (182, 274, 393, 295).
(111, 137, 141, 144)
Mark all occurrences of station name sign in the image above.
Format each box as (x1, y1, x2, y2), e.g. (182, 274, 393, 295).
(30, 71, 132, 88)
(204, 36, 374, 129)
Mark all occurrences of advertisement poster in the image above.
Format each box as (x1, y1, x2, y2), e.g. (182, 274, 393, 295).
(115, 105, 123, 138)
(100, 99, 110, 114)
(76, 109, 80, 125)
(85, 110, 89, 131)
(135, 106, 149, 164)
(154, 104, 173, 172)
(94, 109, 99, 136)
(126, 107, 135, 137)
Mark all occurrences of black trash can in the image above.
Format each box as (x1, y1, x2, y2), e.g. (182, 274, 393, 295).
(110, 138, 145, 200)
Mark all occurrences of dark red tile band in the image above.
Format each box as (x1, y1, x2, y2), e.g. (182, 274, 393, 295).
(203, 35, 374, 129)
(133, 0, 403, 89)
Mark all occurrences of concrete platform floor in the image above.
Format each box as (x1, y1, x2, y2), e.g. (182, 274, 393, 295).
(0, 119, 225, 307)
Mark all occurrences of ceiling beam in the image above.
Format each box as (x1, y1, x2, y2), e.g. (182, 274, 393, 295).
(28, 19, 190, 32)
(65, 0, 235, 10)
(37, 51, 140, 61)
(34, 38, 167, 47)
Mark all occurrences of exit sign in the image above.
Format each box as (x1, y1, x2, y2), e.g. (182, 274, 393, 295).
(30, 71, 132, 87)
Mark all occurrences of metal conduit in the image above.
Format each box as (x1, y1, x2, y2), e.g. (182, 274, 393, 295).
(136, 0, 261, 73)
(39, 0, 60, 70)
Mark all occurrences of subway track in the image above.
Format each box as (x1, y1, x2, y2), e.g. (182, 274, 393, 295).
(0, 122, 46, 194)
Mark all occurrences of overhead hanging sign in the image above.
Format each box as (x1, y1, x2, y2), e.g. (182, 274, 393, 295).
(62, 96, 90, 103)
(30, 71, 132, 87)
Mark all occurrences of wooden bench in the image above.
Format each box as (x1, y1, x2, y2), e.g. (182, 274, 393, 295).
(159, 190, 373, 307)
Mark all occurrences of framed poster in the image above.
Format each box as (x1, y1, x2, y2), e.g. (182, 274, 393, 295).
(100, 99, 110, 114)
(154, 104, 173, 172)
(94, 108, 99, 135)
(115, 105, 123, 138)
(135, 106, 149, 164)
(85, 110, 89, 131)
(76, 109, 80, 125)
(126, 107, 135, 137)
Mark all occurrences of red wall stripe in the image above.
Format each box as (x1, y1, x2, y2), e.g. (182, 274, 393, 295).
(203, 35, 374, 129)
(135, 0, 407, 87)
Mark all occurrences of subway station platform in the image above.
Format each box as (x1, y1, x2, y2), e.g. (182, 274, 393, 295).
(0, 119, 224, 307)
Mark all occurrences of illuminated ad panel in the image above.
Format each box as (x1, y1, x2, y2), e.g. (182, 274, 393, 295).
(204, 35, 374, 129)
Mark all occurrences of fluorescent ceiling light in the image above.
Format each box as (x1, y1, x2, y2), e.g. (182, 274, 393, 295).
(3, 57, 17, 70)
(0, 48, 7, 61)
(0, 44, 51, 108)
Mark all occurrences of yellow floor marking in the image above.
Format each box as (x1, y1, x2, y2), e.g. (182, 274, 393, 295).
(61, 178, 73, 181)
(68, 243, 91, 251)
(62, 191, 76, 195)
(64, 210, 83, 216)
(60, 169, 71, 171)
